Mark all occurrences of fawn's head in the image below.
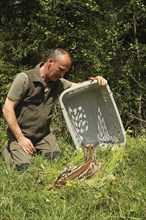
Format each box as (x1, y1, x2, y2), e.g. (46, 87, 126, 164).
(81, 143, 98, 162)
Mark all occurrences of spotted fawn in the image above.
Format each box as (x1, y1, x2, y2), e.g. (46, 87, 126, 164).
(54, 143, 100, 188)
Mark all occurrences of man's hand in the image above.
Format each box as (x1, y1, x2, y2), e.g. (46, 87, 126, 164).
(90, 76, 107, 86)
(2, 97, 36, 155)
(17, 135, 36, 155)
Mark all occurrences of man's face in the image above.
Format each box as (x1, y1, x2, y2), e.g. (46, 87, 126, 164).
(47, 54, 71, 81)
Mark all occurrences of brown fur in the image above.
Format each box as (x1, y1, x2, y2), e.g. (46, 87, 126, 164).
(54, 144, 100, 188)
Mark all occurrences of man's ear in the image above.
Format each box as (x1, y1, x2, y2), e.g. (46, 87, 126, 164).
(47, 58, 54, 69)
(48, 57, 54, 64)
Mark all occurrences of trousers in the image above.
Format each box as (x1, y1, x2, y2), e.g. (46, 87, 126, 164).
(1, 133, 60, 170)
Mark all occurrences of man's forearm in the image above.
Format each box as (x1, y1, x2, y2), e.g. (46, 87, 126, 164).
(3, 105, 36, 155)
(71, 76, 107, 87)
(3, 107, 24, 141)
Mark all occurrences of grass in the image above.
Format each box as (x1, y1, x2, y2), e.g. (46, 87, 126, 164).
(0, 130, 146, 220)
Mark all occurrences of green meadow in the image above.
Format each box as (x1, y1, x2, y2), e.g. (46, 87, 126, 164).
(0, 131, 145, 220)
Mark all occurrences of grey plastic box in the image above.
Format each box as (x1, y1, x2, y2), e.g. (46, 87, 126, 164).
(59, 81, 126, 149)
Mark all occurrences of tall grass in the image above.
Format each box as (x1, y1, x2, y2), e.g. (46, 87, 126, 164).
(0, 130, 145, 220)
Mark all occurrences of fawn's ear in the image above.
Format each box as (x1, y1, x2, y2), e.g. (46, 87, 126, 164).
(81, 144, 91, 151)
(80, 143, 85, 151)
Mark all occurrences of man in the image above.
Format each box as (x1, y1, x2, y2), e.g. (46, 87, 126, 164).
(1, 48, 107, 172)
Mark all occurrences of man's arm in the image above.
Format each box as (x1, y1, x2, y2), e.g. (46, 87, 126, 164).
(2, 98, 36, 155)
(71, 76, 107, 87)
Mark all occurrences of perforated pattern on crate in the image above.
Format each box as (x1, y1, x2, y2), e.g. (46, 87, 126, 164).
(59, 81, 126, 149)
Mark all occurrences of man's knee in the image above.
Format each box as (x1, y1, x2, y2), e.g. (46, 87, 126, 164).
(15, 163, 30, 172)
(1, 142, 32, 172)
(36, 133, 61, 160)
(44, 151, 61, 160)
(1, 147, 13, 165)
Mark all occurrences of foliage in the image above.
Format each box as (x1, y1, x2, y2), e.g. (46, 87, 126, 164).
(0, 60, 17, 115)
(0, 129, 146, 219)
(0, 0, 146, 134)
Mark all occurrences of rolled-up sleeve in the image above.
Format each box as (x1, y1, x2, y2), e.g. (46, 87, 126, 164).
(7, 72, 28, 103)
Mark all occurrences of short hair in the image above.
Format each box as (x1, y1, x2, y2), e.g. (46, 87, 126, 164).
(47, 48, 70, 61)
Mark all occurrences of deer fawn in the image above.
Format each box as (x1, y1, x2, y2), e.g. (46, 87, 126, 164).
(54, 143, 100, 188)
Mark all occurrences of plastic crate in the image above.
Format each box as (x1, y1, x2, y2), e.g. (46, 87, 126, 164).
(59, 81, 126, 149)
